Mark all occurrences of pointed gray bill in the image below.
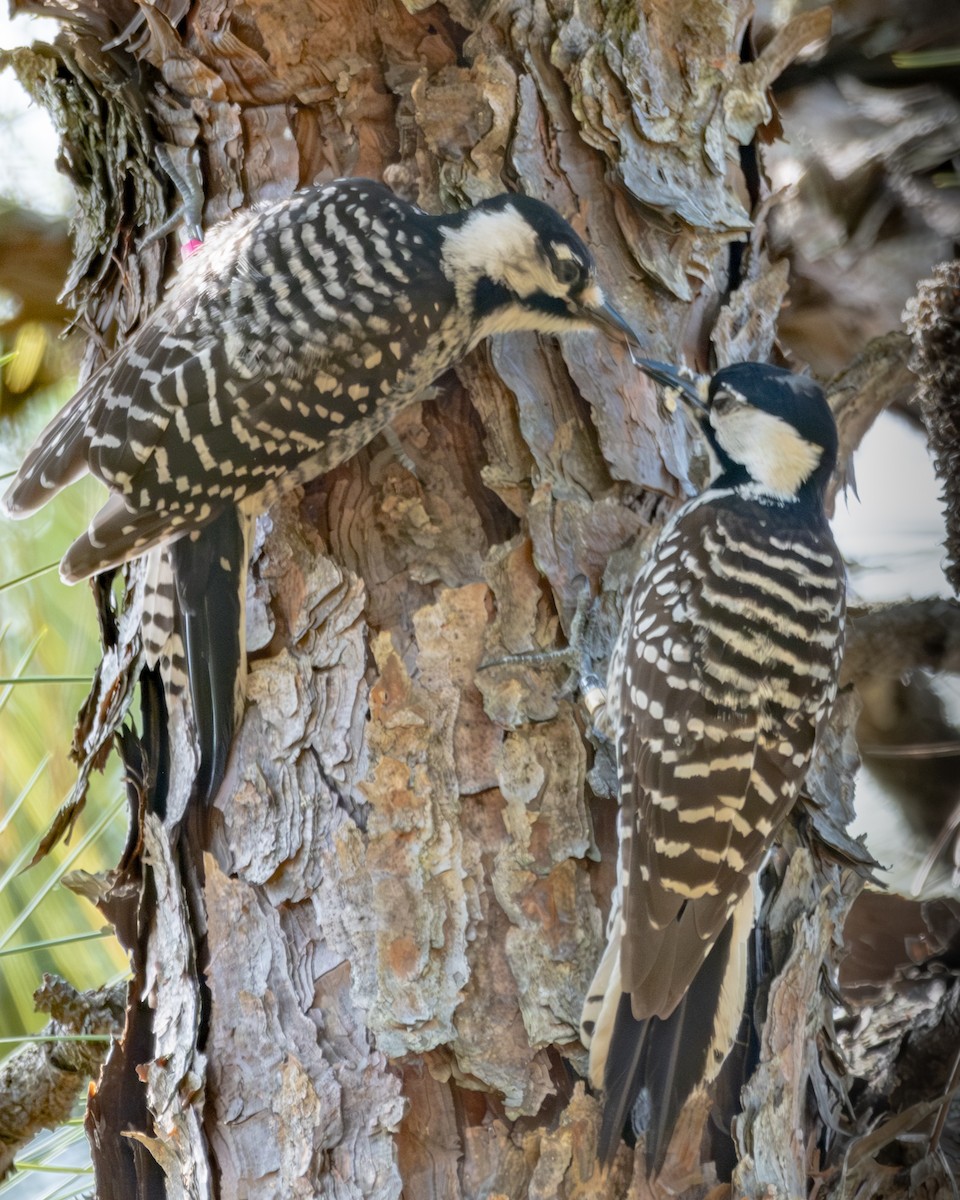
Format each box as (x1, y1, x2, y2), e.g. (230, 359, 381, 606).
(589, 299, 643, 347)
(576, 283, 642, 348)
(633, 358, 709, 413)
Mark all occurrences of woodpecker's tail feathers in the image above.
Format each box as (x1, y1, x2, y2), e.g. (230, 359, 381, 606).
(597, 991, 651, 1164)
(1, 382, 98, 518)
(592, 889, 753, 1174)
(583, 886, 651, 1163)
(141, 547, 180, 674)
(581, 915, 623, 1085)
(141, 548, 191, 718)
(639, 892, 751, 1176)
(170, 507, 249, 802)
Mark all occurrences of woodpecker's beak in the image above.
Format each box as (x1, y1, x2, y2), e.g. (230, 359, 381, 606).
(589, 299, 642, 346)
(578, 285, 642, 348)
(635, 358, 709, 416)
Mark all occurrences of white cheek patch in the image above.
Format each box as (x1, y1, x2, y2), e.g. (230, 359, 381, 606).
(713, 405, 822, 499)
(443, 207, 538, 289)
(442, 205, 572, 300)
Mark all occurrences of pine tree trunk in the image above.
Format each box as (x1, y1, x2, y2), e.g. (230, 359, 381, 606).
(12, 1, 929, 1197)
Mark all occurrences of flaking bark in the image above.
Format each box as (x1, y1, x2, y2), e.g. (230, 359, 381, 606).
(0, 978, 124, 1182)
(7, 0, 958, 1197)
(905, 261, 960, 595)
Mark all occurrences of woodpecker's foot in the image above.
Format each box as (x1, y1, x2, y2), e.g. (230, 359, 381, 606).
(142, 143, 205, 248)
(480, 579, 608, 729)
(380, 424, 418, 477)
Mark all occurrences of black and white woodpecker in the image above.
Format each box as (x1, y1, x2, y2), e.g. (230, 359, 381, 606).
(581, 360, 846, 1173)
(1, 178, 637, 798)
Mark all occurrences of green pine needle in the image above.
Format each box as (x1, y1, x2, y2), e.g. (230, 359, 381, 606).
(892, 46, 960, 68)
(0, 561, 60, 592)
(0, 929, 113, 959)
(0, 676, 91, 685)
(0, 1033, 112, 1045)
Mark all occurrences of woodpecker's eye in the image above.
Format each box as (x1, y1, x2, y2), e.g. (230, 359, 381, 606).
(554, 258, 582, 287)
(711, 389, 741, 415)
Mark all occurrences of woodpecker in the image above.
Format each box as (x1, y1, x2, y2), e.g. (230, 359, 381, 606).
(581, 360, 846, 1173)
(2, 178, 636, 799)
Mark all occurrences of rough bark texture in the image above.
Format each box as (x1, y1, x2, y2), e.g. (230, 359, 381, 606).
(905, 261, 960, 594)
(0, 978, 124, 1181)
(7, 0, 960, 1197)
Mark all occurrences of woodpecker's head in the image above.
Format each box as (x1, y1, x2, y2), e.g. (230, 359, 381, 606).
(439, 193, 638, 347)
(637, 359, 838, 504)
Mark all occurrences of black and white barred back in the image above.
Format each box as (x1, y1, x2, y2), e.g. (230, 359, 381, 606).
(4, 180, 629, 578)
(3, 178, 635, 797)
(582, 362, 846, 1172)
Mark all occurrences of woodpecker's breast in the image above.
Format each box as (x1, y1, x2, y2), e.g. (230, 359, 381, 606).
(609, 489, 845, 737)
(605, 487, 845, 1020)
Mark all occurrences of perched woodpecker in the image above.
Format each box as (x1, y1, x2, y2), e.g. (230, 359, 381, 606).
(2, 178, 636, 798)
(581, 360, 846, 1173)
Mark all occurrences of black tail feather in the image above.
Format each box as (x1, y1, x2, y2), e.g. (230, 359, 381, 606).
(598, 993, 650, 1162)
(601, 912, 739, 1174)
(170, 507, 245, 803)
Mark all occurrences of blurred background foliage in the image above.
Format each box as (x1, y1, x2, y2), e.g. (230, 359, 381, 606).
(0, 384, 129, 1021)
(0, 1115, 94, 1200)
(0, 12, 127, 1187)
(1, 347, 127, 1200)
